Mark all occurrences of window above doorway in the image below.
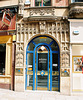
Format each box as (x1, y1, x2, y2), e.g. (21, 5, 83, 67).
(28, 36, 58, 52)
(35, 0, 51, 6)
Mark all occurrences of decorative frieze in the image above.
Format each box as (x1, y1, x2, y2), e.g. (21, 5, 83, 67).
(30, 8, 55, 16)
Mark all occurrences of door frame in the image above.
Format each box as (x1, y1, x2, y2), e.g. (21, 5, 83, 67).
(26, 36, 60, 91)
(33, 43, 52, 90)
(36, 45, 49, 90)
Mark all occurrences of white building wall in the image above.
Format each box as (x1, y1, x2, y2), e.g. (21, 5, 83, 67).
(70, 21, 83, 43)
(70, 20, 83, 95)
(0, 0, 18, 7)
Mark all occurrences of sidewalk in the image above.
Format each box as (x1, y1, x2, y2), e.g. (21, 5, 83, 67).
(0, 89, 83, 100)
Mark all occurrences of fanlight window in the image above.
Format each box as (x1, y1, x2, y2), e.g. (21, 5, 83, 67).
(28, 36, 58, 51)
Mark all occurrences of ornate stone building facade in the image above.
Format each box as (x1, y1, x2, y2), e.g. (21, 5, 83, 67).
(15, 0, 70, 94)
(0, 0, 83, 95)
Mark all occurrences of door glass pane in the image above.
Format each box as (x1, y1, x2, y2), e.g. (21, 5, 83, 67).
(51, 42, 58, 51)
(37, 75, 48, 87)
(38, 53, 48, 71)
(52, 53, 58, 71)
(33, 37, 52, 44)
(27, 75, 33, 86)
(52, 76, 59, 87)
(28, 42, 35, 51)
(28, 53, 33, 71)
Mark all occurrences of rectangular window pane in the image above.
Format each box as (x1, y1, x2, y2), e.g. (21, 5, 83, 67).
(38, 53, 48, 71)
(75, 0, 83, 2)
(37, 75, 48, 87)
(73, 0, 83, 2)
(43, 0, 51, 6)
(52, 53, 58, 71)
(35, 0, 42, 6)
(0, 44, 6, 75)
(28, 53, 33, 71)
(52, 76, 59, 87)
(35, 0, 51, 6)
(27, 75, 33, 86)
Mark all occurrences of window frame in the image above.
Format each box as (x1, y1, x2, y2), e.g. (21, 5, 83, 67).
(72, 0, 83, 3)
(34, 0, 52, 7)
(0, 36, 12, 77)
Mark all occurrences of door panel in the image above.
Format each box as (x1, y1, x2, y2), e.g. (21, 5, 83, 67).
(27, 53, 33, 90)
(38, 53, 48, 71)
(37, 75, 48, 87)
(37, 52, 49, 90)
(26, 45, 60, 91)
(52, 53, 59, 91)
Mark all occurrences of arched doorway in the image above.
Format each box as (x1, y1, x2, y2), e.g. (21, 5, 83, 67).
(26, 36, 60, 91)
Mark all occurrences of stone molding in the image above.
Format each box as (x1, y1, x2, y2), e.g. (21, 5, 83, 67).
(69, 7, 83, 15)
(69, 3, 83, 18)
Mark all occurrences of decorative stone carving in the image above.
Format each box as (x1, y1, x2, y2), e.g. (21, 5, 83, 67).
(61, 52, 70, 68)
(61, 68, 70, 77)
(69, 7, 83, 15)
(30, 8, 55, 16)
(19, 0, 23, 4)
(16, 52, 24, 67)
(39, 21, 46, 34)
(17, 43, 24, 51)
(16, 21, 70, 70)
(69, 4, 83, 18)
(18, 0, 24, 16)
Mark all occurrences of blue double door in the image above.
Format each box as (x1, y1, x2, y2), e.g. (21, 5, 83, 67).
(26, 44, 60, 91)
(26, 36, 60, 91)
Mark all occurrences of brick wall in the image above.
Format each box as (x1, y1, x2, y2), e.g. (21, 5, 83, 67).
(54, 0, 69, 7)
(0, 83, 11, 90)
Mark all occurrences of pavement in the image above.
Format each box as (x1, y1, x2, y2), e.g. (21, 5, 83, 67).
(0, 89, 83, 100)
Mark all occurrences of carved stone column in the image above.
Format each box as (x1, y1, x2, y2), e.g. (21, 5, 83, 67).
(39, 21, 46, 34)
(18, 0, 24, 16)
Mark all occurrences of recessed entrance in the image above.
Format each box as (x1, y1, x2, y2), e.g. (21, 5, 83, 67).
(26, 36, 60, 91)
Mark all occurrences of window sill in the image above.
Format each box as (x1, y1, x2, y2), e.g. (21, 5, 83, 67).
(0, 75, 11, 78)
(24, 6, 68, 10)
